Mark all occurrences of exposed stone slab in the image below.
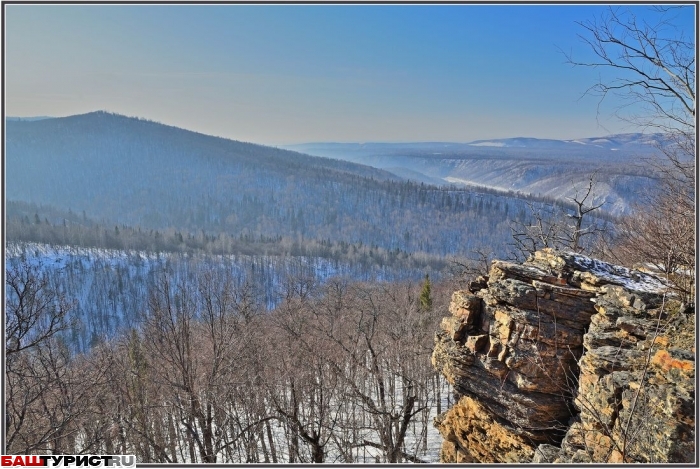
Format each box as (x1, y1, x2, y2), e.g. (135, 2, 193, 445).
(489, 259, 567, 286)
(435, 396, 536, 464)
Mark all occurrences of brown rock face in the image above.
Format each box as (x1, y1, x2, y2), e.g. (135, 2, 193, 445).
(550, 285, 695, 463)
(432, 249, 694, 463)
(435, 396, 535, 463)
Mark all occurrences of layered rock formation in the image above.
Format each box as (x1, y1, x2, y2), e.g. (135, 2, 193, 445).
(432, 249, 694, 463)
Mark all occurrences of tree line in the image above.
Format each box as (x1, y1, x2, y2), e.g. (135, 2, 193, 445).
(6, 206, 453, 273)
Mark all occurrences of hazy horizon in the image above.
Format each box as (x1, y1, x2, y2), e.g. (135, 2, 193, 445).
(3, 110, 670, 147)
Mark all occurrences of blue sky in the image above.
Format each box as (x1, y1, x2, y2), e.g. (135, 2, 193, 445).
(4, 4, 695, 144)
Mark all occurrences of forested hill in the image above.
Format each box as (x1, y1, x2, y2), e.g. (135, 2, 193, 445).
(6, 110, 400, 197)
(6, 111, 602, 258)
(6, 111, 400, 231)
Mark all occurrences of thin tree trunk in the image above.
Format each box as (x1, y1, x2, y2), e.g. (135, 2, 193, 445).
(265, 419, 278, 463)
(167, 413, 179, 463)
(259, 425, 270, 463)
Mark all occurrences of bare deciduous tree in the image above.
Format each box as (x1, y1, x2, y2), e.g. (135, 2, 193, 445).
(509, 173, 607, 261)
(569, 6, 695, 300)
(6, 262, 72, 357)
(568, 6, 694, 134)
(6, 262, 72, 454)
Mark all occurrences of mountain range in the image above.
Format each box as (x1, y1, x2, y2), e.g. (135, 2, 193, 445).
(285, 134, 664, 215)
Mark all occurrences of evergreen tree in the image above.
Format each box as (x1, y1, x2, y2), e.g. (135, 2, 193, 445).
(419, 274, 432, 311)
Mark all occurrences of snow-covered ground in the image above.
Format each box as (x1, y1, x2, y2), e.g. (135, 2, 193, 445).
(6, 242, 437, 352)
(564, 252, 670, 294)
(6, 242, 453, 463)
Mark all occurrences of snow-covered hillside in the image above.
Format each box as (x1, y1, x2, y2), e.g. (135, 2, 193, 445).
(6, 242, 438, 352)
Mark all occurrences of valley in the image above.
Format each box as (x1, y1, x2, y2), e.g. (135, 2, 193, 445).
(4, 112, 655, 357)
(285, 136, 664, 216)
(3, 112, 676, 463)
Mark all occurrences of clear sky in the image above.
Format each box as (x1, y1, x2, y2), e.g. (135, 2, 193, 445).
(4, 4, 696, 144)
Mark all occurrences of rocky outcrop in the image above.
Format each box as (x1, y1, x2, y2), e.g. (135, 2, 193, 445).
(542, 283, 695, 463)
(432, 249, 694, 463)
